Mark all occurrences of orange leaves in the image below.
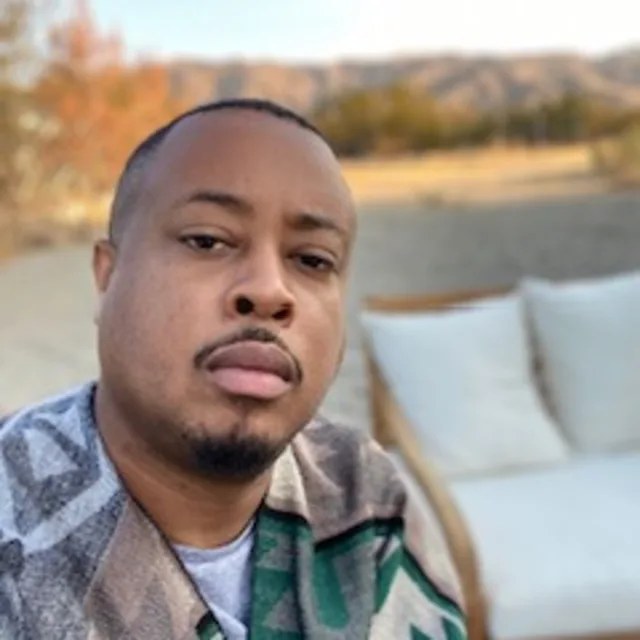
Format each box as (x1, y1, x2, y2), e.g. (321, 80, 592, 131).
(35, 0, 187, 195)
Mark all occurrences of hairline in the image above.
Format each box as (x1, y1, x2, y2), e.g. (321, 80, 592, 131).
(108, 99, 329, 244)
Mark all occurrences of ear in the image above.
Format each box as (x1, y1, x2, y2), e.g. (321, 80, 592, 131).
(92, 239, 117, 325)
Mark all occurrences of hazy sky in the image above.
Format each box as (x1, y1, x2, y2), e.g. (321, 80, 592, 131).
(87, 0, 637, 62)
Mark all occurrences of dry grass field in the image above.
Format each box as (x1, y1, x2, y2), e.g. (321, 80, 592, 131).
(341, 143, 606, 208)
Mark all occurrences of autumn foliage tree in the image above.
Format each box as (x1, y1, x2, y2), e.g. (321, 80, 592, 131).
(0, 0, 46, 252)
(35, 0, 187, 207)
(1, 0, 31, 206)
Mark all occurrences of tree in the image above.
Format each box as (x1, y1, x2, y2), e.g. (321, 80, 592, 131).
(34, 0, 186, 207)
(314, 83, 446, 157)
(377, 83, 443, 153)
(314, 89, 385, 156)
(0, 0, 31, 223)
(0, 0, 55, 253)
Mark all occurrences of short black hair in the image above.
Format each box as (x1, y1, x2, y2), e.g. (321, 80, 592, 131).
(108, 98, 328, 243)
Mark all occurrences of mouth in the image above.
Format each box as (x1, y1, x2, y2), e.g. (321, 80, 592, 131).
(202, 341, 297, 400)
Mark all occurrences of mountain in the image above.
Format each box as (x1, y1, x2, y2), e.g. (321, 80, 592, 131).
(168, 47, 640, 114)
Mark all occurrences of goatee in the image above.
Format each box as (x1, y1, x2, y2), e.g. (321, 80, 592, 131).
(181, 428, 285, 481)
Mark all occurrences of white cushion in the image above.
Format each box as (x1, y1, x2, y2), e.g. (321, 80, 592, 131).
(389, 450, 640, 640)
(451, 451, 640, 639)
(522, 271, 640, 452)
(362, 294, 568, 479)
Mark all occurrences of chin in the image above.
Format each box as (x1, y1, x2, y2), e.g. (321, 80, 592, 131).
(211, 390, 296, 428)
(186, 387, 312, 442)
(220, 414, 293, 448)
(180, 418, 287, 481)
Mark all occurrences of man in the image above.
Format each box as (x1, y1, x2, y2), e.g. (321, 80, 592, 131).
(0, 99, 466, 639)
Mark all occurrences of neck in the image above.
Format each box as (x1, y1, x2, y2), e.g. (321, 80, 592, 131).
(94, 385, 270, 549)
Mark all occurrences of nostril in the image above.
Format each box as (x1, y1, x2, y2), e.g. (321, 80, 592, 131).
(235, 296, 254, 315)
(273, 306, 291, 321)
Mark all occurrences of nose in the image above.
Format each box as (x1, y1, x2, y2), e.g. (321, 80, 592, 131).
(224, 247, 295, 325)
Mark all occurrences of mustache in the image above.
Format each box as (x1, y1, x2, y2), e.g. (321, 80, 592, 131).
(194, 326, 303, 383)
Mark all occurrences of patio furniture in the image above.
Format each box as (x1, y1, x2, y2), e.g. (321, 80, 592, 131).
(361, 272, 640, 640)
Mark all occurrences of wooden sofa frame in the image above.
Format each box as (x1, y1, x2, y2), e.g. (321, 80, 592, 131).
(362, 288, 640, 640)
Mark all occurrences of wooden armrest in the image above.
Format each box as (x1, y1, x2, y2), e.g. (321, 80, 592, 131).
(364, 341, 488, 640)
(361, 287, 512, 639)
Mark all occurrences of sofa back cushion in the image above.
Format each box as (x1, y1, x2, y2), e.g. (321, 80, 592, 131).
(521, 271, 640, 452)
(362, 293, 569, 479)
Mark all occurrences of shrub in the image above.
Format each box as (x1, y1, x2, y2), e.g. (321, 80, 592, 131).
(592, 126, 640, 188)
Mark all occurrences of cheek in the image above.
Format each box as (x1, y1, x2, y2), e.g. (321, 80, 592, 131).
(102, 265, 208, 367)
(297, 291, 345, 375)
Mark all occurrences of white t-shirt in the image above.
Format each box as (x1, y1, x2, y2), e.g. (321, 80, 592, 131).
(174, 520, 255, 640)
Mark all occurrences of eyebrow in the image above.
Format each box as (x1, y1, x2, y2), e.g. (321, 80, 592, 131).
(177, 188, 349, 240)
(290, 211, 348, 241)
(181, 189, 253, 215)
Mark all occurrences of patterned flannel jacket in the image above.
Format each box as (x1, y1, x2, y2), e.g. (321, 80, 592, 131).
(0, 383, 467, 639)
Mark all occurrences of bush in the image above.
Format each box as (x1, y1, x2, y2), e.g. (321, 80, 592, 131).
(592, 126, 640, 188)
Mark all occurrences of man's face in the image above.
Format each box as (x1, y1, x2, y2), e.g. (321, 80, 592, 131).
(93, 110, 355, 479)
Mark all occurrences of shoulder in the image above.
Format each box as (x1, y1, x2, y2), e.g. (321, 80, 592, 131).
(0, 384, 122, 539)
(0, 385, 87, 445)
(290, 416, 465, 612)
(0, 386, 130, 637)
(289, 415, 414, 535)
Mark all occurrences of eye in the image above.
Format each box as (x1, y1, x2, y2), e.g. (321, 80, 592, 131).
(297, 253, 336, 273)
(180, 234, 229, 252)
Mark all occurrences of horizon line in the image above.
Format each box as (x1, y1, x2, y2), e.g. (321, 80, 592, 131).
(130, 41, 640, 67)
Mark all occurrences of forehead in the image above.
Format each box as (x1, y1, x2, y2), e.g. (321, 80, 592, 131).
(142, 110, 354, 226)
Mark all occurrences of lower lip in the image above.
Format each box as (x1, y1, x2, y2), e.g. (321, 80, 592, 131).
(206, 367, 293, 400)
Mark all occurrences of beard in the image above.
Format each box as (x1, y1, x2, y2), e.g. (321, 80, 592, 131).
(178, 421, 287, 481)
